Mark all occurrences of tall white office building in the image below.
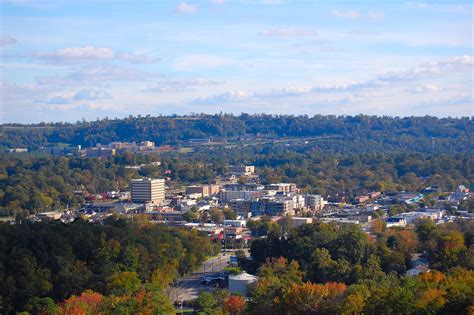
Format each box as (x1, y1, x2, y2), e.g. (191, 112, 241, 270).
(130, 178, 165, 204)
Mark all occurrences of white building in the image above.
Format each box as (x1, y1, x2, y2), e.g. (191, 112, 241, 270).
(228, 273, 258, 296)
(130, 178, 165, 204)
(386, 217, 407, 227)
(220, 189, 262, 202)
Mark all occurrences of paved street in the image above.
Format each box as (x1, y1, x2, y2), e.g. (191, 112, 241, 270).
(169, 254, 230, 302)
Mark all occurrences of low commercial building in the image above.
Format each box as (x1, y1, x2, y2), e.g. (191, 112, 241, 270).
(397, 193, 424, 205)
(291, 217, 313, 228)
(5, 148, 28, 153)
(148, 211, 183, 221)
(320, 217, 360, 225)
(228, 273, 258, 296)
(36, 211, 63, 221)
(224, 226, 243, 239)
(85, 147, 116, 157)
(369, 191, 381, 199)
(224, 219, 246, 227)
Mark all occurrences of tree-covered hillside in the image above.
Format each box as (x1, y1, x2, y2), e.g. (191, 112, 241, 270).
(0, 218, 215, 314)
(1, 114, 473, 153)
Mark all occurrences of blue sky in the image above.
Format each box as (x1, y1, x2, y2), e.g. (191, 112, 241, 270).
(0, 0, 472, 123)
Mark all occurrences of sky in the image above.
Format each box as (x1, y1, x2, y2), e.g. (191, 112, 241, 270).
(0, 0, 473, 123)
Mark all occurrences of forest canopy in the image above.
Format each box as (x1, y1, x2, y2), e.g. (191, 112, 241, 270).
(1, 114, 472, 153)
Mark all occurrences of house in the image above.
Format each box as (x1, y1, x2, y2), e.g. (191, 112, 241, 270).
(355, 195, 369, 204)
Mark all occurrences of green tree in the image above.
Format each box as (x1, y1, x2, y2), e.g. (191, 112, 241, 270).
(106, 271, 142, 296)
(194, 292, 221, 315)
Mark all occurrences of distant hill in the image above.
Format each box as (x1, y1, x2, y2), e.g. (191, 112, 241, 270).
(1, 114, 473, 153)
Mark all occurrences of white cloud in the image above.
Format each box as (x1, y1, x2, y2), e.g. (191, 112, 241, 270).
(261, 0, 287, 4)
(404, 2, 431, 9)
(119, 52, 161, 63)
(33, 46, 160, 64)
(260, 28, 318, 37)
(410, 84, 441, 93)
(192, 91, 250, 105)
(143, 78, 224, 93)
(36, 65, 159, 86)
(73, 89, 112, 100)
(257, 86, 311, 98)
(368, 12, 384, 20)
(0, 80, 45, 102)
(332, 9, 361, 20)
(188, 55, 473, 106)
(2, 0, 33, 5)
(332, 10, 385, 20)
(173, 54, 234, 71)
(175, 2, 198, 14)
(210, 0, 225, 4)
(378, 55, 473, 82)
(43, 92, 75, 105)
(0, 36, 17, 47)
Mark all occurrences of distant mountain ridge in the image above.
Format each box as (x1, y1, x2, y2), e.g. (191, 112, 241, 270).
(1, 114, 473, 153)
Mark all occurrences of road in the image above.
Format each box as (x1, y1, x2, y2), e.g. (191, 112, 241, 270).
(169, 254, 230, 303)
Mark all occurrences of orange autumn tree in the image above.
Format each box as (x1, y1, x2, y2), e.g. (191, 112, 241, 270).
(284, 282, 347, 314)
(223, 295, 246, 315)
(58, 290, 104, 315)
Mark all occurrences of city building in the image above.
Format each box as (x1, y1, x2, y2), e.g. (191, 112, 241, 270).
(223, 183, 264, 191)
(305, 195, 325, 211)
(265, 183, 298, 193)
(229, 165, 255, 175)
(5, 148, 28, 153)
(36, 211, 63, 221)
(369, 191, 381, 199)
(39, 145, 81, 156)
(290, 217, 313, 228)
(355, 195, 369, 204)
(224, 226, 243, 239)
(130, 178, 165, 204)
(252, 197, 294, 216)
(85, 147, 116, 157)
(229, 199, 253, 217)
(386, 217, 407, 227)
(448, 185, 470, 205)
(185, 185, 220, 197)
(396, 193, 424, 205)
(219, 189, 263, 203)
(224, 219, 246, 227)
(148, 211, 183, 221)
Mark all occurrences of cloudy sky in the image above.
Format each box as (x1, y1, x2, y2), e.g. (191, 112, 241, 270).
(0, 0, 472, 123)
